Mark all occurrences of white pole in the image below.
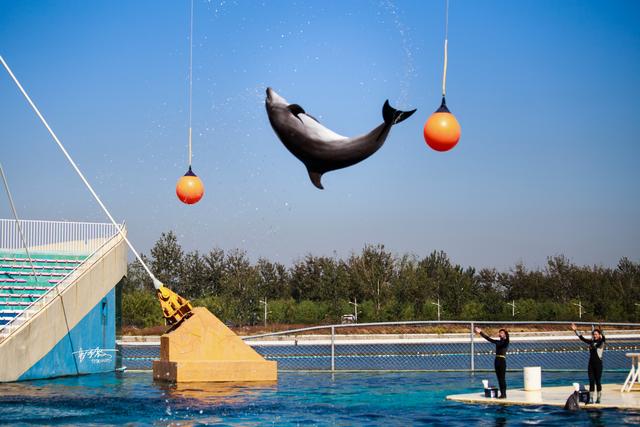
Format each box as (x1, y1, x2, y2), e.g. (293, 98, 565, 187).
(354, 297, 357, 323)
(260, 298, 268, 327)
(349, 297, 359, 323)
(572, 300, 584, 319)
(579, 301, 583, 319)
(507, 300, 516, 317)
(330, 326, 335, 372)
(432, 298, 441, 321)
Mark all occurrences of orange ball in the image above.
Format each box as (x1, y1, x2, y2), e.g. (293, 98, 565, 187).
(176, 167, 204, 205)
(423, 98, 461, 152)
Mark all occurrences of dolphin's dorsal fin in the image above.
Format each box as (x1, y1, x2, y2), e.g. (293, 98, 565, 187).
(288, 104, 306, 116)
(307, 169, 324, 190)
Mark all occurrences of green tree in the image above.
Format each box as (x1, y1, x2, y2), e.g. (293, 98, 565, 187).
(150, 231, 184, 291)
(122, 290, 163, 328)
(221, 249, 261, 325)
(256, 258, 290, 299)
(349, 244, 395, 319)
(460, 301, 484, 320)
(180, 250, 209, 298)
(123, 255, 153, 293)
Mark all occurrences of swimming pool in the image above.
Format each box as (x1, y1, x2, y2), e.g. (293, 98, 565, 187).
(1, 371, 639, 426)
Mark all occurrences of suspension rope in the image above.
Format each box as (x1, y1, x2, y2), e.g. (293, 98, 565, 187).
(188, 0, 194, 168)
(0, 55, 163, 290)
(0, 163, 39, 282)
(441, 0, 449, 98)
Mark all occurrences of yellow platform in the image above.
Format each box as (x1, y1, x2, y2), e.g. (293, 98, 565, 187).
(152, 307, 277, 382)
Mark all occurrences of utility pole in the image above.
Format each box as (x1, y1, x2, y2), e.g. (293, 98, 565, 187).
(572, 300, 585, 319)
(349, 297, 359, 323)
(507, 300, 516, 317)
(432, 297, 442, 322)
(259, 298, 268, 327)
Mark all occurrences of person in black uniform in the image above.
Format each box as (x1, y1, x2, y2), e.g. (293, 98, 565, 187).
(475, 326, 510, 398)
(571, 323, 605, 403)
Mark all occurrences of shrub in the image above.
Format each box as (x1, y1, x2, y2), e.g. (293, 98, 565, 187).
(122, 290, 163, 328)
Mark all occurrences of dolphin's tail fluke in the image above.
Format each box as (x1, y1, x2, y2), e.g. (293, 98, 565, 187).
(382, 100, 417, 125)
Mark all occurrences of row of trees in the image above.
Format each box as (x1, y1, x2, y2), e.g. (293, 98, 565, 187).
(122, 231, 640, 328)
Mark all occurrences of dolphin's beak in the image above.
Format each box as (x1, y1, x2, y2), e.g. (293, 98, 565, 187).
(266, 87, 287, 105)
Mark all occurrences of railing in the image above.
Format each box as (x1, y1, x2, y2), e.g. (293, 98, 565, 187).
(0, 219, 121, 254)
(0, 228, 125, 343)
(117, 321, 640, 372)
(241, 321, 640, 372)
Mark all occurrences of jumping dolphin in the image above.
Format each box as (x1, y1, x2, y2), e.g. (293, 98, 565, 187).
(265, 87, 416, 189)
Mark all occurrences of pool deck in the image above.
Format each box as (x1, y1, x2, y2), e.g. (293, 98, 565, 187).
(447, 383, 640, 410)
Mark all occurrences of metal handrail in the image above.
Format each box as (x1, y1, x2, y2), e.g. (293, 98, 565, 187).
(0, 219, 120, 254)
(0, 228, 125, 343)
(240, 320, 640, 373)
(242, 320, 640, 341)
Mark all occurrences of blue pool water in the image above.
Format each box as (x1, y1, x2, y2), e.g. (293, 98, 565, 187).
(0, 371, 639, 426)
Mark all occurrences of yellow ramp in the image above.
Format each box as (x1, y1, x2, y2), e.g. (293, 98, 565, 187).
(153, 307, 277, 382)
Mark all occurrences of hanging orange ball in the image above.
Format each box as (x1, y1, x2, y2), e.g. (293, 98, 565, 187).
(423, 97, 461, 152)
(176, 166, 204, 204)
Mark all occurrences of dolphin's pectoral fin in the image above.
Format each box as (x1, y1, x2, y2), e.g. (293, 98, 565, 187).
(307, 169, 324, 190)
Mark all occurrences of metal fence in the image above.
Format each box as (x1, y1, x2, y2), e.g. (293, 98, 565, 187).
(118, 321, 640, 372)
(0, 218, 121, 254)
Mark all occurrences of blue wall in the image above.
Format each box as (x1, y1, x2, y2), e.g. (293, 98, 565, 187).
(18, 288, 116, 380)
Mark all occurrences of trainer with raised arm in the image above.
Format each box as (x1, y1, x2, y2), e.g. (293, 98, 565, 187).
(475, 326, 510, 399)
(571, 323, 605, 403)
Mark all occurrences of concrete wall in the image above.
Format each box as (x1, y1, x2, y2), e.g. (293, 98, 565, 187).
(0, 236, 127, 382)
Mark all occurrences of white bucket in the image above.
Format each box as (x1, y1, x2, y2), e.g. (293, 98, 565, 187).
(523, 366, 542, 391)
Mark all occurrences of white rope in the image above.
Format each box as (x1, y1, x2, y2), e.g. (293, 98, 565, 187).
(0, 162, 39, 281)
(0, 55, 163, 290)
(188, 0, 194, 167)
(441, 0, 449, 97)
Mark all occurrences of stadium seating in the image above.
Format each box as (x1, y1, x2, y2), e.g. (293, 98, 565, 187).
(0, 252, 86, 327)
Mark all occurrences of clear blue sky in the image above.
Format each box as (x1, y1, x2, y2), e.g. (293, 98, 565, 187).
(1, 0, 639, 270)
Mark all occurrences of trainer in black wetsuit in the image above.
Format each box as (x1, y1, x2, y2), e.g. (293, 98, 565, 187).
(475, 327, 510, 399)
(571, 323, 605, 403)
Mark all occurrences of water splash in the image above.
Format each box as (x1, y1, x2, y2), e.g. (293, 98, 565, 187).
(378, 0, 417, 109)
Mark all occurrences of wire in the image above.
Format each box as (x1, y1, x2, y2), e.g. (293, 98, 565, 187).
(442, 0, 449, 98)
(188, 0, 194, 167)
(0, 55, 163, 290)
(1, 166, 80, 373)
(0, 162, 39, 282)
